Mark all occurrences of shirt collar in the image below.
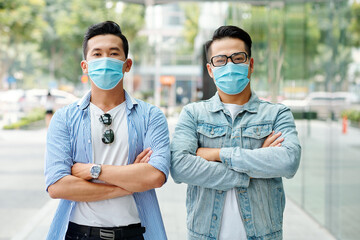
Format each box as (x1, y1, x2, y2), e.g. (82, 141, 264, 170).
(77, 90, 138, 111)
(208, 91, 260, 114)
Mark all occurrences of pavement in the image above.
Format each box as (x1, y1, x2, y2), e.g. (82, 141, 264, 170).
(1, 116, 337, 240)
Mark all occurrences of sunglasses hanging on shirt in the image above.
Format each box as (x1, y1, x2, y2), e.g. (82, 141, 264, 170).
(99, 113, 114, 144)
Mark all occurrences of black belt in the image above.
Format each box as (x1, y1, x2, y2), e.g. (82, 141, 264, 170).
(67, 222, 145, 240)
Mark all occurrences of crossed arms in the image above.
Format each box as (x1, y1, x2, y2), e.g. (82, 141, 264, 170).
(45, 107, 170, 202)
(170, 105, 301, 191)
(48, 148, 159, 202)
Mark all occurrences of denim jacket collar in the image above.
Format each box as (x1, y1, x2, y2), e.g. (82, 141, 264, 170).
(77, 90, 138, 113)
(208, 91, 260, 114)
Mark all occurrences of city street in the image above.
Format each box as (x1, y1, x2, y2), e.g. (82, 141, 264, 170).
(0, 126, 50, 240)
(0, 118, 336, 240)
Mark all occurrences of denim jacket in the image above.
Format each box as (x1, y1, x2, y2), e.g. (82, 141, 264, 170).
(170, 92, 301, 240)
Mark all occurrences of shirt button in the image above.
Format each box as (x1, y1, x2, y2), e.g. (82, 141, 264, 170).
(213, 214, 217, 220)
(88, 139, 91, 143)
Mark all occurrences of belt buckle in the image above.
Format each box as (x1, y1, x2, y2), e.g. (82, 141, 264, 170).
(100, 229, 115, 240)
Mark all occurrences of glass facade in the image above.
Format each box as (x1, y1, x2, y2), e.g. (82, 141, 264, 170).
(222, 1, 360, 239)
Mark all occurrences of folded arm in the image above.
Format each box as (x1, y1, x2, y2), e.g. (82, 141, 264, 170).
(48, 175, 131, 202)
(170, 107, 250, 191)
(71, 106, 170, 193)
(218, 107, 301, 179)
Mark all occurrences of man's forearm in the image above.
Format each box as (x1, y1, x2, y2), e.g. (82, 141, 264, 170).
(47, 175, 131, 202)
(171, 151, 250, 191)
(98, 163, 165, 192)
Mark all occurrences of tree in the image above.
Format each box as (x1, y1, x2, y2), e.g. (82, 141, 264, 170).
(348, 1, 360, 47)
(0, 0, 46, 88)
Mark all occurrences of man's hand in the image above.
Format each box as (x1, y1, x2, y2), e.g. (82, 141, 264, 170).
(196, 131, 284, 162)
(262, 131, 284, 148)
(72, 163, 93, 180)
(133, 147, 152, 164)
(196, 148, 221, 162)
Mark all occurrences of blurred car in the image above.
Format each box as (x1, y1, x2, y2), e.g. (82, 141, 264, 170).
(281, 92, 360, 120)
(0, 89, 26, 113)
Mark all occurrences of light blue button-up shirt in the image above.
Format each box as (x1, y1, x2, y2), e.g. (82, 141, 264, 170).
(45, 90, 170, 240)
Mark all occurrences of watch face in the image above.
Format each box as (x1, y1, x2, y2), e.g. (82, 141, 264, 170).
(91, 165, 101, 178)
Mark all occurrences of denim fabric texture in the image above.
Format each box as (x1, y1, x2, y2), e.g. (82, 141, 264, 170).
(170, 92, 301, 240)
(45, 90, 170, 240)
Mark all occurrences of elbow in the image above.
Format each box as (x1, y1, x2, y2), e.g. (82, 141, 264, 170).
(152, 172, 166, 188)
(47, 184, 60, 199)
(144, 171, 166, 190)
(154, 173, 166, 188)
(284, 145, 301, 179)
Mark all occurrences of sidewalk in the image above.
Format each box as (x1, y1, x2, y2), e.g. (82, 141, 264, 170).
(12, 178, 336, 240)
(9, 117, 336, 240)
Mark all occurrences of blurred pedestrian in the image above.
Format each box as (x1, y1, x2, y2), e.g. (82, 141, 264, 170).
(44, 21, 170, 240)
(171, 26, 301, 240)
(44, 90, 54, 128)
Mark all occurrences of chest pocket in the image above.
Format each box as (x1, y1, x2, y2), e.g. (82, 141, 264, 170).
(242, 123, 272, 149)
(197, 123, 227, 148)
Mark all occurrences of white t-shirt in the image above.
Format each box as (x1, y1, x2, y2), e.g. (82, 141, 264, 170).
(70, 102, 140, 227)
(219, 103, 247, 240)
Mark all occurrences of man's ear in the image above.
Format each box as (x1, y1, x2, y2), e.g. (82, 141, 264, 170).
(124, 59, 133, 73)
(80, 60, 88, 74)
(249, 57, 254, 74)
(206, 63, 214, 79)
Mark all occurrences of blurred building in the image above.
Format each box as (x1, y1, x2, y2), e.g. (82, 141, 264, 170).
(125, 1, 360, 239)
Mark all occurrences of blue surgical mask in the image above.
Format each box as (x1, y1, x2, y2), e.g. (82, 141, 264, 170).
(212, 62, 250, 95)
(87, 57, 125, 90)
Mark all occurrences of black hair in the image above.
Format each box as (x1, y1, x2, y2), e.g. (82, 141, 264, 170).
(82, 21, 129, 59)
(205, 25, 252, 62)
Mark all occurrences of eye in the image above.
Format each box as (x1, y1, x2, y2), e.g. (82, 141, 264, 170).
(110, 52, 119, 56)
(93, 53, 101, 57)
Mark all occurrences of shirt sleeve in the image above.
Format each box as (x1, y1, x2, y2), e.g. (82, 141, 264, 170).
(44, 109, 73, 191)
(143, 106, 171, 181)
(220, 106, 301, 179)
(170, 105, 250, 191)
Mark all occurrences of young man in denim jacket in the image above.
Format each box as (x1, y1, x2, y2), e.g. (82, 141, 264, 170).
(171, 26, 301, 240)
(45, 21, 170, 240)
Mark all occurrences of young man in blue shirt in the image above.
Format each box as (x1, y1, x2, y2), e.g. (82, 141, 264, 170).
(171, 26, 301, 240)
(45, 21, 170, 240)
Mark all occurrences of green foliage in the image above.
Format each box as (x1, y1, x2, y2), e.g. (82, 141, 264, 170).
(3, 108, 45, 130)
(348, 2, 360, 47)
(118, 4, 148, 63)
(342, 109, 360, 123)
(181, 3, 200, 49)
(0, 0, 146, 88)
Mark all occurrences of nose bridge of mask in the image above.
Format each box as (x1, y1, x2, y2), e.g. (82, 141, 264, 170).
(88, 57, 124, 70)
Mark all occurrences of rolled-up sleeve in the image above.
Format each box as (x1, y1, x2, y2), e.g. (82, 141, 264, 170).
(144, 106, 171, 181)
(44, 109, 73, 191)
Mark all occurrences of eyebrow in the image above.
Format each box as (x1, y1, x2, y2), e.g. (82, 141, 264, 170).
(90, 47, 122, 52)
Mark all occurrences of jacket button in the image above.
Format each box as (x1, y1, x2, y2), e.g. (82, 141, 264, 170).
(217, 190, 223, 194)
(213, 214, 217, 220)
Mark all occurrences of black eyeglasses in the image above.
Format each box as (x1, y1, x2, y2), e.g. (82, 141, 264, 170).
(99, 113, 114, 144)
(210, 52, 248, 67)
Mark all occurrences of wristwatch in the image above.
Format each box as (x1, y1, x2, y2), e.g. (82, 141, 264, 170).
(90, 164, 102, 179)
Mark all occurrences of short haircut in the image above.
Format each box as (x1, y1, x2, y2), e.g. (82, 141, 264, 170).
(82, 21, 129, 59)
(205, 25, 252, 62)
